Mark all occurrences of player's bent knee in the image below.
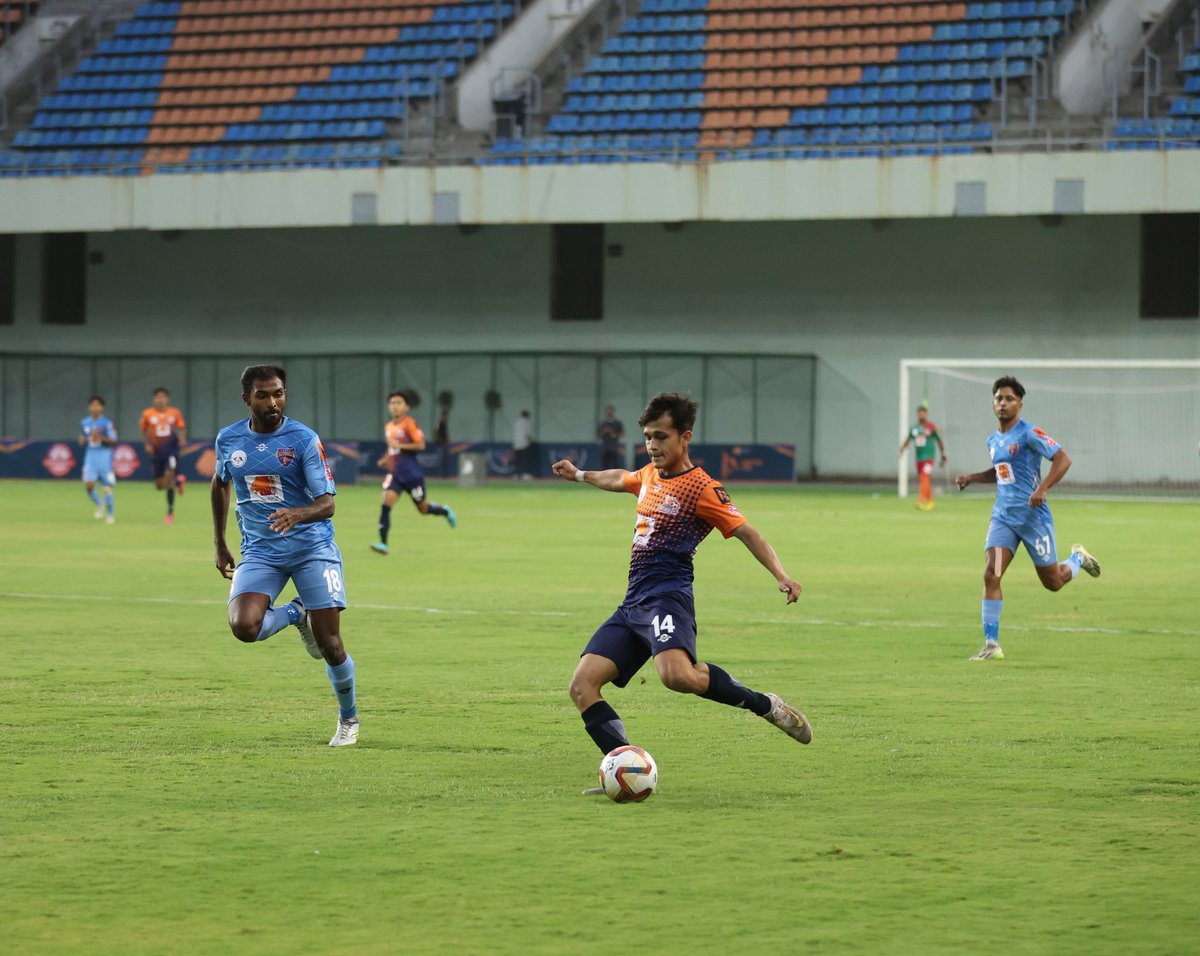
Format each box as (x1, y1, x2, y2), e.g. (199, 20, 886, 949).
(568, 674, 596, 707)
(658, 667, 702, 695)
(228, 613, 263, 642)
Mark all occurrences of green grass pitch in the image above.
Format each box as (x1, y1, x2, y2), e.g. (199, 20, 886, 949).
(2, 479, 1197, 954)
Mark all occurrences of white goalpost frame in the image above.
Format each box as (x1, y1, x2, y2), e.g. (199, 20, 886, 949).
(897, 358, 1200, 498)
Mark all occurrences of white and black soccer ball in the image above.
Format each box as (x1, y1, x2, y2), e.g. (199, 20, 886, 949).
(598, 746, 658, 803)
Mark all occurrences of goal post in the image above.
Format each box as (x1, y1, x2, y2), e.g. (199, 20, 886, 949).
(898, 359, 1200, 498)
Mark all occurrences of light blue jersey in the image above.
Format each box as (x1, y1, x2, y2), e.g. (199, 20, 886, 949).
(80, 414, 116, 478)
(987, 418, 1062, 524)
(215, 416, 337, 560)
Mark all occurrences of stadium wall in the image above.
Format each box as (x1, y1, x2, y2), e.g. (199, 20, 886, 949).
(1, 153, 1200, 233)
(4, 214, 1197, 478)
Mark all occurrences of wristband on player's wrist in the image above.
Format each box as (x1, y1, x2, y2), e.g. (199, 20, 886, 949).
(575, 469, 587, 482)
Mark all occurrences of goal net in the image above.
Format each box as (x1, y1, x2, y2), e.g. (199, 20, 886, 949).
(899, 360, 1200, 498)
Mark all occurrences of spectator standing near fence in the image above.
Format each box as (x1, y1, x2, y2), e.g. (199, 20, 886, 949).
(597, 405, 625, 471)
(513, 409, 535, 480)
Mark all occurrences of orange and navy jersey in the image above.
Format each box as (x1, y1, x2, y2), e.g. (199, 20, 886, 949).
(385, 415, 425, 480)
(620, 462, 747, 603)
(140, 406, 186, 448)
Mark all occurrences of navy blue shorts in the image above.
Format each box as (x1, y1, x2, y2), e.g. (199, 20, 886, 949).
(151, 448, 178, 479)
(582, 591, 698, 688)
(383, 471, 426, 503)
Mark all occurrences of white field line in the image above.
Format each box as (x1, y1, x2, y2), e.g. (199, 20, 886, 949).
(747, 616, 1199, 637)
(0, 591, 571, 617)
(4, 591, 1194, 637)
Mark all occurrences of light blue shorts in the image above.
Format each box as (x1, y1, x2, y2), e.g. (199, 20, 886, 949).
(985, 513, 1059, 568)
(229, 541, 347, 610)
(82, 461, 115, 485)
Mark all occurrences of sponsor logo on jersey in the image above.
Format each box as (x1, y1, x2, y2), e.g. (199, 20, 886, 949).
(276, 447, 296, 467)
(713, 485, 732, 504)
(656, 495, 681, 516)
(230, 450, 247, 468)
(996, 462, 1015, 484)
(1032, 427, 1059, 448)
(246, 474, 284, 503)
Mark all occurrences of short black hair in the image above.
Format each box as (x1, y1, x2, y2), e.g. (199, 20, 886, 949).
(992, 376, 1025, 399)
(88, 395, 105, 406)
(153, 387, 169, 396)
(241, 364, 287, 394)
(638, 392, 698, 433)
(389, 389, 418, 407)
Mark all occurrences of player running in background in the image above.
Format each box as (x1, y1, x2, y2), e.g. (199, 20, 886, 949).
(80, 395, 117, 525)
(140, 387, 187, 524)
(899, 401, 946, 510)
(552, 392, 812, 793)
(371, 389, 456, 555)
(955, 376, 1100, 661)
(211, 364, 360, 747)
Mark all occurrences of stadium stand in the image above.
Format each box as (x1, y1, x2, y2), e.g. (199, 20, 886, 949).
(485, 0, 1079, 163)
(1, 0, 39, 47)
(1108, 36, 1200, 151)
(0, 0, 515, 174)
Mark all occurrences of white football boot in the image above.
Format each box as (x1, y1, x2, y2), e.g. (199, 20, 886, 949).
(1071, 544, 1101, 578)
(329, 716, 360, 747)
(765, 693, 813, 744)
(289, 597, 322, 660)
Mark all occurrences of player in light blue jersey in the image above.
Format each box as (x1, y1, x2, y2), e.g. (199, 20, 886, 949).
(79, 395, 117, 525)
(955, 376, 1100, 661)
(211, 364, 359, 746)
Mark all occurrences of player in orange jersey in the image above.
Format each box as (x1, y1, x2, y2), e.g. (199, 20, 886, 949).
(140, 387, 187, 524)
(553, 392, 812, 793)
(371, 390, 456, 555)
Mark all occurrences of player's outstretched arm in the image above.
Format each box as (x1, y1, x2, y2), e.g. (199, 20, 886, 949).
(956, 467, 996, 490)
(1030, 449, 1071, 507)
(211, 476, 236, 578)
(731, 523, 802, 604)
(551, 459, 628, 492)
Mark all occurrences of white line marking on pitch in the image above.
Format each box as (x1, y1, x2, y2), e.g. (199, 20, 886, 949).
(0, 591, 571, 617)
(5, 592, 1193, 636)
(749, 616, 1199, 638)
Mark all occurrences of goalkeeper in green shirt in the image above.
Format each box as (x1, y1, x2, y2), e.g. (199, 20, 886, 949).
(899, 402, 946, 510)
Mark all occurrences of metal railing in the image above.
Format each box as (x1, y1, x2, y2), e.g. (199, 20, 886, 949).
(2, 123, 1199, 176)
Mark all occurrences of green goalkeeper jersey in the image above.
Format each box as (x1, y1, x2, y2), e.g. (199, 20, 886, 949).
(907, 421, 941, 463)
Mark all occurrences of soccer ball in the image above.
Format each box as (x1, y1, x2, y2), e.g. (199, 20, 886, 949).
(598, 745, 658, 803)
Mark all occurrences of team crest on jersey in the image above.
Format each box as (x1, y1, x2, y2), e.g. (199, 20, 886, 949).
(713, 486, 732, 504)
(1008, 443, 1019, 456)
(656, 495, 681, 516)
(275, 447, 297, 467)
(230, 450, 247, 468)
